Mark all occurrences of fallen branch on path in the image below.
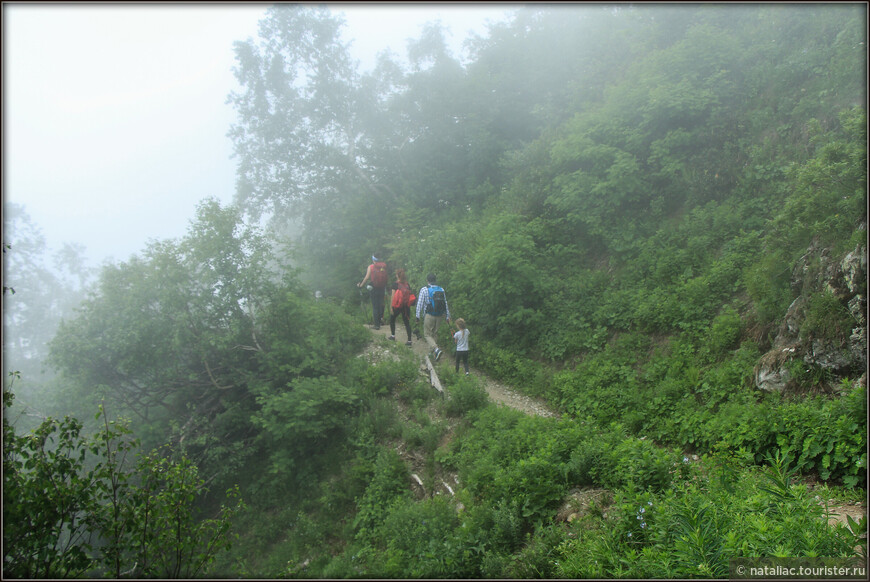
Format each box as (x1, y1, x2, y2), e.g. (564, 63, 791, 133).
(424, 355, 444, 395)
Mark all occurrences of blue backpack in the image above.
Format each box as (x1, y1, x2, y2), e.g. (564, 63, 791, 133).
(427, 285, 446, 316)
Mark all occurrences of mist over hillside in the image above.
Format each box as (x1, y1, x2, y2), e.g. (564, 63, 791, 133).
(4, 4, 866, 578)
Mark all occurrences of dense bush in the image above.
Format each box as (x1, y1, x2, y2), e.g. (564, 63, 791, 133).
(555, 453, 863, 578)
(360, 497, 464, 578)
(351, 448, 412, 543)
(441, 373, 489, 417)
(2, 394, 243, 578)
(774, 383, 867, 486)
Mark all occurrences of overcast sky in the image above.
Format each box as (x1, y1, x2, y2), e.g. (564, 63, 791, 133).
(3, 2, 516, 267)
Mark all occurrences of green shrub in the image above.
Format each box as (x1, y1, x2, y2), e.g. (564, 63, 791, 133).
(553, 359, 641, 424)
(704, 306, 744, 360)
(744, 248, 794, 324)
(774, 384, 866, 486)
(396, 376, 437, 407)
(460, 499, 527, 556)
(501, 523, 565, 578)
(442, 409, 590, 523)
(555, 452, 861, 579)
(442, 374, 489, 417)
(605, 437, 680, 492)
(352, 449, 411, 542)
(800, 290, 857, 345)
(363, 497, 464, 578)
(401, 420, 444, 456)
(474, 339, 551, 397)
(318, 551, 359, 579)
(251, 376, 358, 482)
(351, 394, 400, 443)
(360, 357, 419, 396)
(705, 397, 777, 460)
(565, 432, 620, 488)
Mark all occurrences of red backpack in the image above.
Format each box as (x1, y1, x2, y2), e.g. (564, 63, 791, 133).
(391, 281, 411, 309)
(371, 261, 388, 288)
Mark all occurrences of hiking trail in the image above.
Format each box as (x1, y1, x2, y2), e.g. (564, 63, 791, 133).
(359, 322, 865, 543)
(363, 322, 558, 418)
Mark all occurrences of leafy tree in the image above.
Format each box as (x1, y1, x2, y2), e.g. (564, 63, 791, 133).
(3, 390, 96, 577)
(228, 5, 409, 296)
(229, 5, 361, 222)
(3, 387, 243, 578)
(251, 376, 359, 482)
(47, 199, 277, 449)
(455, 215, 545, 349)
(243, 293, 368, 491)
(773, 107, 866, 253)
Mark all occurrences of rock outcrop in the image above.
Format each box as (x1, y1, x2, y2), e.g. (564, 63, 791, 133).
(754, 236, 867, 393)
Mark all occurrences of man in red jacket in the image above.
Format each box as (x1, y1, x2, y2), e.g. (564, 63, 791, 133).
(358, 255, 388, 329)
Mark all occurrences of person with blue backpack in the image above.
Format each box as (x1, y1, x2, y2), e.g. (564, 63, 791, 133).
(415, 273, 451, 361)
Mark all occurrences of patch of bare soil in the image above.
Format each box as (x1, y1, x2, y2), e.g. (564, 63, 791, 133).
(555, 488, 614, 523)
(801, 476, 867, 543)
(822, 502, 867, 556)
(822, 501, 866, 532)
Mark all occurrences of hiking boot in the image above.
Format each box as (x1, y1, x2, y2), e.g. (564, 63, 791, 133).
(406, 341, 412, 347)
(388, 335, 396, 341)
(434, 348, 443, 362)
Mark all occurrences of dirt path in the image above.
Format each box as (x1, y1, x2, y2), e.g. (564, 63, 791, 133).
(364, 322, 559, 418)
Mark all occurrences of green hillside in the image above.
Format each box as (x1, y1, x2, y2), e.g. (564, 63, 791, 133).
(4, 4, 865, 578)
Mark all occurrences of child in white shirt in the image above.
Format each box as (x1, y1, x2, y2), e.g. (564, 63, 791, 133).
(453, 318, 470, 375)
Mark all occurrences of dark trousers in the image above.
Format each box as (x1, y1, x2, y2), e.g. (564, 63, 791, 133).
(455, 350, 469, 373)
(370, 287, 386, 327)
(389, 306, 412, 341)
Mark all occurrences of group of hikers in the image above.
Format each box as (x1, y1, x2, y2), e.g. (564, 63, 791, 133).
(358, 256, 470, 374)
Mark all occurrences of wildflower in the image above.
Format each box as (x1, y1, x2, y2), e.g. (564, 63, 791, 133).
(639, 507, 645, 514)
(683, 456, 689, 464)
(627, 532, 633, 538)
(641, 522, 647, 529)
(648, 501, 653, 506)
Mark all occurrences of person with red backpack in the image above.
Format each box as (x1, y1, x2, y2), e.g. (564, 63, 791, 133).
(388, 268, 415, 346)
(358, 255, 388, 329)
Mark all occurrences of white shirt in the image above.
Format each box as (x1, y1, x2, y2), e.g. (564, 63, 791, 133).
(453, 329, 470, 351)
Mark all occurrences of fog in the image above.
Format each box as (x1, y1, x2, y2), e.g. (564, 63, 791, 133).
(3, 3, 513, 268)
(2, 2, 516, 404)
